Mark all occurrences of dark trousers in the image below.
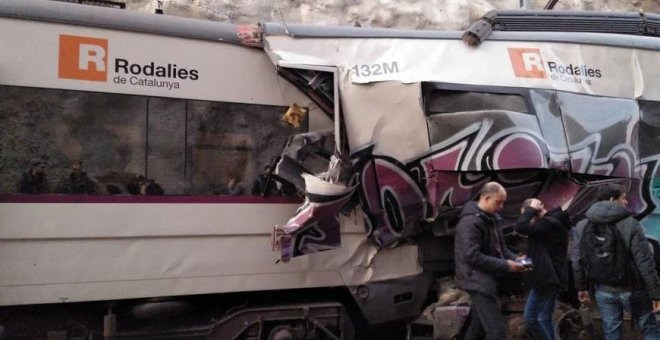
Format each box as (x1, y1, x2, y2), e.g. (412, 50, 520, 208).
(464, 291, 506, 340)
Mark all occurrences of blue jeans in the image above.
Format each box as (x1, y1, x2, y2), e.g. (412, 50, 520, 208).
(594, 289, 660, 340)
(523, 289, 557, 340)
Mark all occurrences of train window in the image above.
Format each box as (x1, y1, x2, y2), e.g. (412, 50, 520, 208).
(0, 85, 306, 195)
(639, 100, 660, 161)
(185, 100, 302, 195)
(640, 100, 660, 127)
(426, 90, 529, 115)
(556, 91, 637, 135)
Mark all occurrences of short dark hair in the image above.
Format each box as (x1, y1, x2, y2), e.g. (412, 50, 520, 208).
(596, 183, 626, 201)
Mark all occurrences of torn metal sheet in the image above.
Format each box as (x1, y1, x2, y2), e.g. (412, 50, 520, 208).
(274, 174, 357, 262)
(275, 129, 336, 193)
(340, 81, 429, 162)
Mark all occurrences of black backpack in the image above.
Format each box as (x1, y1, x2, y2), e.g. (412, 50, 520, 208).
(579, 221, 630, 286)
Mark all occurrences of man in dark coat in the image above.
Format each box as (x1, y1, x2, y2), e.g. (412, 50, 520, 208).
(57, 160, 97, 194)
(571, 183, 660, 340)
(515, 198, 571, 340)
(18, 158, 49, 194)
(251, 165, 279, 197)
(454, 181, 526, 340)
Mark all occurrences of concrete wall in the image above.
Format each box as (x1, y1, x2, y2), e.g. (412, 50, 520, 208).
(125, 0, 659, 30)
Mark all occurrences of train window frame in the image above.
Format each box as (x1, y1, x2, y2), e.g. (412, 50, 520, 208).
(422, 83, 535, 116)
(0, 84, 307, 196)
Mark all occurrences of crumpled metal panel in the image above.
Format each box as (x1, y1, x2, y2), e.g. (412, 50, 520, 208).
(274, 133, 356, 261)
(558, 91, 640, 177)
(275, 129, 335, 193)
(426, 110, 547, 172)
(264, 34, 660, 260)
(272, 85, 660, 260)
(276, 174, 357, 261)
(530, 89, 571, 171)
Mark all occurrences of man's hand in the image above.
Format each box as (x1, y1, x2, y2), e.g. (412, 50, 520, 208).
(578, 290, 591, 303)
(506, 259, 526, 273)
(653, 300, 660, 313)
(529, 198, 543, 210)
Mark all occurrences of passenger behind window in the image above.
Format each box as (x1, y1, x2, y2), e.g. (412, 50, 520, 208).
(18, 157, 49, 194)
(94, 171, 140, 195)
(126, 175, 146, 195)
(104, 184, 123, 195)
(227, 176, 245, 196)
(94, 172, 164, 195)
(140, 179, 164, 195)
(56, 160, 97, 194)
(251, 165, 280, 197)
(127, 175, 164, 195)
(279, 180, 298, 197)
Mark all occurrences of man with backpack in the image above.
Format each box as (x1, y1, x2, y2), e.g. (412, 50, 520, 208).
(571, 183, 660, 340)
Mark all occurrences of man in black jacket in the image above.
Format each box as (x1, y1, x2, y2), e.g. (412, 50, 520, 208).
(571, 183, 660, 340)
(515, 198, 571, 340)
(454, 181, 526, 340)
(57, 160, 97, 194)
(251, 165, 280, 197)
(18, 157, 49, 194)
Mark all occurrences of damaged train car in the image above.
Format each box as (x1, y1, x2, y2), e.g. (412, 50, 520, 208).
(1, 0, 659, 339)
(263, 11, 660, 338)
(266, 15, 660, 260)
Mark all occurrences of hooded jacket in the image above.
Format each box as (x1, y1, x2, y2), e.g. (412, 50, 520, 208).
(454, 201, 516, 296)
(515, 207, 571, 296)
(570, 201, 660, 299)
